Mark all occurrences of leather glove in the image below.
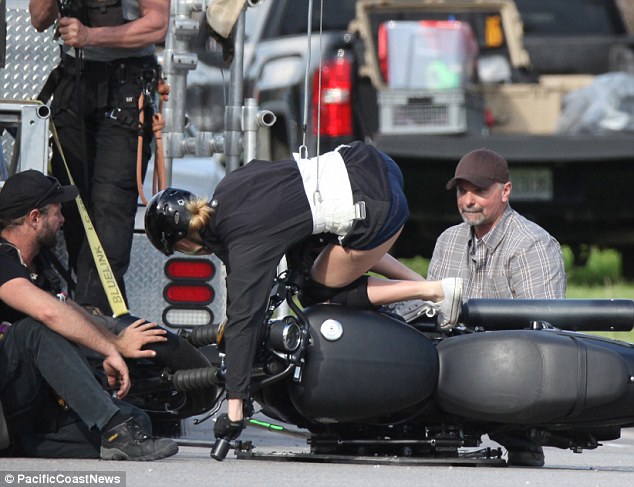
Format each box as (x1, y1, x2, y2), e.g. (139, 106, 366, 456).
(213, 413, 246, 441)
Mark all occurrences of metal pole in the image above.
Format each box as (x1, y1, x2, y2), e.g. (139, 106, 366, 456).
(225, 3, 247, 172)
(162, 0, 200, 185)
(242, 98, 277, 163)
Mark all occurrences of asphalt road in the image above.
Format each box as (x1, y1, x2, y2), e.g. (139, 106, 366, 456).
(1, 414, 633, 487)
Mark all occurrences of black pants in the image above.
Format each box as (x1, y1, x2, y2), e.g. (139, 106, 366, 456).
(50, 55, 155, 314)
(0, 318, 148, 458)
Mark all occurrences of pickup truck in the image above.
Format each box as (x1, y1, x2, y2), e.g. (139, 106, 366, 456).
(190, 0, 634, 275)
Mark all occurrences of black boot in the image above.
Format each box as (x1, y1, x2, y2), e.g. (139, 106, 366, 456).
(101, 418, 178, 461)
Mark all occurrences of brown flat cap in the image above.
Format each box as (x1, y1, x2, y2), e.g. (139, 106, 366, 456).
(446, 148, 509, 189)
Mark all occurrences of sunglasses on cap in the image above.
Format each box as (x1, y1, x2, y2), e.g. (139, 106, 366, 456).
(33, 176, 64, 209)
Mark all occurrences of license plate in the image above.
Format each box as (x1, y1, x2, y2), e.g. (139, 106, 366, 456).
(509, 167, 553, 201)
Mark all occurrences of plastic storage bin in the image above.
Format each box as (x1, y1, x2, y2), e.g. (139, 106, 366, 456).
(379, 20, 478, 90)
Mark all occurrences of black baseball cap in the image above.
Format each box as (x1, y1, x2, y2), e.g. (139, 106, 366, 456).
(446, 148, 510, 189)
(0, 170, 78, 219)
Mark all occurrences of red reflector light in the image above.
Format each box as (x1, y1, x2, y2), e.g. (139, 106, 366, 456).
(165, 259, 215, 280)
(164, 283, 214, 305)
(312, 57, 353, 137)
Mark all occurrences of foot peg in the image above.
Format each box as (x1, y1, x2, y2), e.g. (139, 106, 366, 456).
(210, 437, 232, 461)
(210, 413, 247, 461)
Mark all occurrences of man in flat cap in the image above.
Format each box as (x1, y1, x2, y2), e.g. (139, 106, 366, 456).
(0, 170, 177, 460)
(428, 148, 566, 466)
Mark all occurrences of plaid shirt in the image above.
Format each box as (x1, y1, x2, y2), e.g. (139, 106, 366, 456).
(428, 206, 566, 299)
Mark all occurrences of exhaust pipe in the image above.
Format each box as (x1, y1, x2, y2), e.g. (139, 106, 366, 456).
(461, 298, 634, 332)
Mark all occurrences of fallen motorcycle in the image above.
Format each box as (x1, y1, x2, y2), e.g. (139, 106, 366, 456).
(128, 270, 634, 465)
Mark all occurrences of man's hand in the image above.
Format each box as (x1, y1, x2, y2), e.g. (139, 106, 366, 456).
(115, 319, 167, 359)
(56, 17, 91, 47)
(102, 353, 130, 399)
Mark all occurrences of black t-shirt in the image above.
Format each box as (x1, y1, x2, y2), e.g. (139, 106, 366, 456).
(0, 239, 59, 324)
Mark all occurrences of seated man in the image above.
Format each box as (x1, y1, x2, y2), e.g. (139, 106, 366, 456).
(428, 148, 566, 467)
(0, 170, 177, 460)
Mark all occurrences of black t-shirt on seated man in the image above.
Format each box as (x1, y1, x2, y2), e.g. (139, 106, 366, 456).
(0, 238, 59, 325)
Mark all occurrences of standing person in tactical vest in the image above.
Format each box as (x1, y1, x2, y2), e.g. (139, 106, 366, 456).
(29, 0, 169, 315)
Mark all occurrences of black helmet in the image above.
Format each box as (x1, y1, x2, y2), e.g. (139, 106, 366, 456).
(145, 188, 195, 255)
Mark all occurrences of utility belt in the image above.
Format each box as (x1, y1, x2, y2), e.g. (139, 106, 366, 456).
(39, 54, 161, 130)
(60, 54, 160, 87)
(40, 54, 158, 100)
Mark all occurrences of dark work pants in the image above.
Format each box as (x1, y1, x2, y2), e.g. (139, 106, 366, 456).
(0, 318, 147, 458)
(50, 59, 153, 314)
(15, 398, 148, 459)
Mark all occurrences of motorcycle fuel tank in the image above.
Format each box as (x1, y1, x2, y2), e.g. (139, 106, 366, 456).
(289, 305, 438, 423)
(436, 329, 631, 423)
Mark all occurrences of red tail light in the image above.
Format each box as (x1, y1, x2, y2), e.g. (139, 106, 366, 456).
(164, 283, 214, 304)
(378, 22, 388, 83)
(312, 56, 353, 137)
(165, 259, 215, 280)
(162, 257, 217, 327)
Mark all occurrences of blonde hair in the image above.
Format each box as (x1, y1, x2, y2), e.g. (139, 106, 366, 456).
(186, 197, 215, 235)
